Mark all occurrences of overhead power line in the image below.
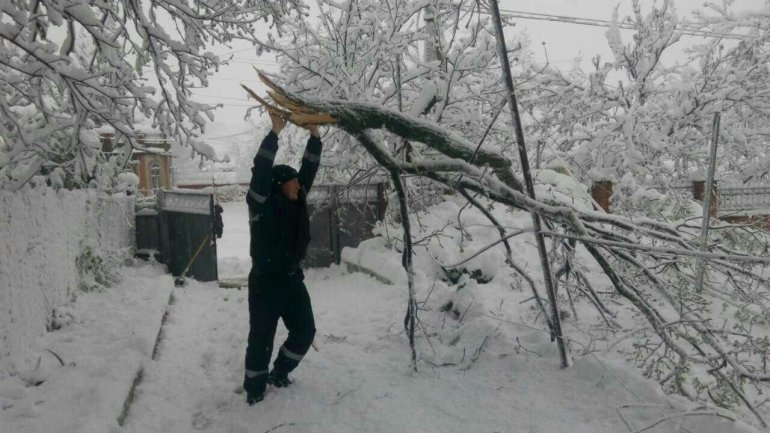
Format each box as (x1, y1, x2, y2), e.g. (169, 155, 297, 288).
(229, 57, 281, 65)
(203, 130, 255, 140)
(214, 46, 260, 56)
(218, 58, 281, 67)
(492, 7, 748, 40)
(191, 93, 253, 102)
(205, 76, 264, 82)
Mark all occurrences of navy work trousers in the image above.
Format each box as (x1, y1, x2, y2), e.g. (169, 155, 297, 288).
(244, 268, 316, 386)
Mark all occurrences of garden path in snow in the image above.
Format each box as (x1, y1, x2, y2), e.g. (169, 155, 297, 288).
(121, 265, 752, 433)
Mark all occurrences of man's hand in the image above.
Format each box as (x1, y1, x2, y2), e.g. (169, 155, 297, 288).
(269, 110, 287, 135)
(304, 124, 320, 138)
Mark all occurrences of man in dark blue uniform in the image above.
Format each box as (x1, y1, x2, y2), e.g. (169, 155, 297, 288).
(243, 111, 322, 405)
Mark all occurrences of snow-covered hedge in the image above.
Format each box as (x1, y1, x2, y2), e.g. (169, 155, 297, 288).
(0, 186, 134, 377)
(213, 184, 246, 203)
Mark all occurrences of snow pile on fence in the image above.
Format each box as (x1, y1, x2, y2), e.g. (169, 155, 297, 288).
(0, 185, 134, 378)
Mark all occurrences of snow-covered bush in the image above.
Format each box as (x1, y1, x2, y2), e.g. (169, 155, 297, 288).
(609, 174, 701, 220)
(75, 245, 121, 293)
(535, 167, 593, 211)
(711, 221, 770, 258)
(214, 184, 247, 203)
(50, 306, 77, 331)
(115, 172, 139, 196)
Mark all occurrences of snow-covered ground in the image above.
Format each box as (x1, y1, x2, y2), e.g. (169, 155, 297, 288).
(0, 264, 173, 433)
(0, 199, 760, 433)
(122, 268, 694, 433)
(216, 202, 252, 280)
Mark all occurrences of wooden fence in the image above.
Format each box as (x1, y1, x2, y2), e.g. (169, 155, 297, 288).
(591, 180, 770, 231)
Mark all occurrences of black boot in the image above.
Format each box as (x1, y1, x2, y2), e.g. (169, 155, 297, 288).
(243, 375, 267, 405)
(246, 392, 264, 406)
(267, 370, 292, 388)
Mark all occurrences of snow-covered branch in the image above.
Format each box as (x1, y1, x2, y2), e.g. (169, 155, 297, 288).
(0, 0, 302, 189)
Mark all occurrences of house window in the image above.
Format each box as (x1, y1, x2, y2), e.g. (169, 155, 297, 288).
(150, 160, 162, 190)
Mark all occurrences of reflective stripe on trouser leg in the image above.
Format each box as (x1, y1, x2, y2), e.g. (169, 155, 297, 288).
(273, 279, 316, 375)
(280, 345, 305, 361)
(273, 344, 306, 374)
(243, 367, 268, 395)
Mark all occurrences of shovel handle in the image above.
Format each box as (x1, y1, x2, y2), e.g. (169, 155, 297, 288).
(181, 234, 210, 278)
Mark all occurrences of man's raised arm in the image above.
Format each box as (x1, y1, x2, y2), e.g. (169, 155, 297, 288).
(247, 112, 286, 210)
(298, 125, 322, 194)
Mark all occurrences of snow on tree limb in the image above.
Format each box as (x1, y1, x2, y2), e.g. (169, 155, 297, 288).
(254, 69, 524, 193)
(0, 0, 303, 189)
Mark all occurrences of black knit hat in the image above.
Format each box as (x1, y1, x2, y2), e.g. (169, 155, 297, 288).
(272, 164, 299, 186)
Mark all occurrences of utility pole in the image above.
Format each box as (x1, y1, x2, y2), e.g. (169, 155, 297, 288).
(488, 0, 570, 368)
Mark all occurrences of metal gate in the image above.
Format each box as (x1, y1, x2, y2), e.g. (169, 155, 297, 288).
(157, 190, 219, 282)
(305, 182, 387, 268)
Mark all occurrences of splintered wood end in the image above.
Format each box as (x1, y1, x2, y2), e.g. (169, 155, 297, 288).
(290, 113, 337, 126)
(248, 68, 337, 126)
(240, 83, 291, 116)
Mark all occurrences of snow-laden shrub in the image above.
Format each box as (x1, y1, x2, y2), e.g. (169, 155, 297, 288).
(711, 220, 770, 258)
(351, 195, 539, 371)
(50, 306, 77, 331)
(372, 198, 505, 285)
(115, 172, 139, 196)
(535, 167, 593, 211)
(610, 173, 701, 220)
(214, 184, 246, 203)
(75, 244, 121, 293)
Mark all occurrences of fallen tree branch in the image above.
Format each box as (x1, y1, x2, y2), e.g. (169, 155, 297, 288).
(245, 71, 770, 428)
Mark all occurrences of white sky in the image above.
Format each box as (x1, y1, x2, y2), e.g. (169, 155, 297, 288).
(195, 0, 764, 156)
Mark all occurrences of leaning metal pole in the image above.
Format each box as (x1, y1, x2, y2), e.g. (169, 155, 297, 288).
(487, 0, 570, 367)
(695, 111, 721, 293)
